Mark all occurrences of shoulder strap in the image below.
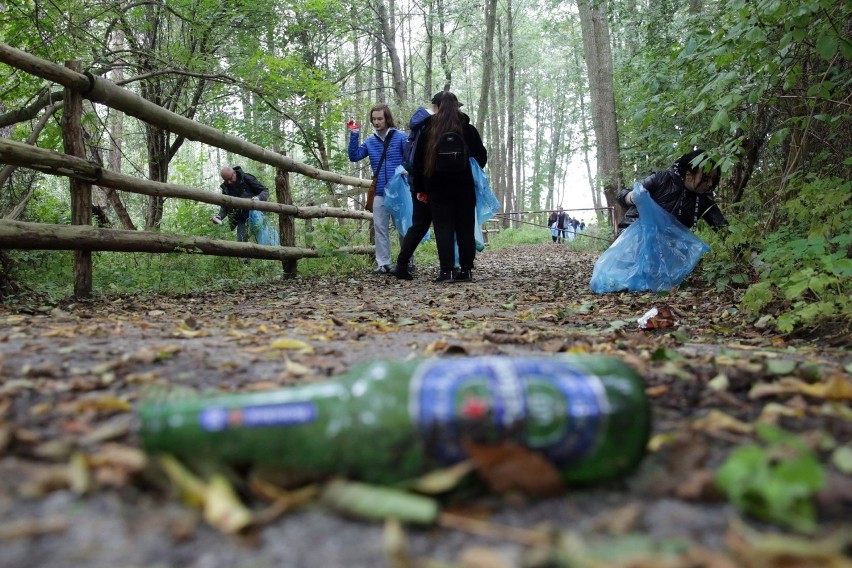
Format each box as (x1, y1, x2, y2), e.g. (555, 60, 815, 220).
(374, 130, 394, 175)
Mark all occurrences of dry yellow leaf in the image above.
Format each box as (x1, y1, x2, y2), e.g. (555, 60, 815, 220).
(203, 474, 253, 534)
(268, 338, 315, 354)
(757, 402, 805, 425)
(691, 409, 753, 435)
(158, 455, 207, 508)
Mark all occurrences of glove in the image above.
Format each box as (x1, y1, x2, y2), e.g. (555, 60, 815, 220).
(251, 196, 259, 201)
(211, 215, 223, 225)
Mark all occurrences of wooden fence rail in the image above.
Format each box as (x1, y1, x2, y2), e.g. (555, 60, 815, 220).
(0, 44, 378, 297)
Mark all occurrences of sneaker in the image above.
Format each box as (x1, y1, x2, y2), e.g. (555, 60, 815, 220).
(454, 269, 472, 282)
(434, 270, 454, 283)
(373, 265, 392, 275)
(408, 262, 416, 273)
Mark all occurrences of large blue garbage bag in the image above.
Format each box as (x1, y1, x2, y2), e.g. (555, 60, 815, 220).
(248, 210, 280, 246)
(384, 165, 429, 243)
(590, 183, 710, 293)
(471, 158, 500, 225)
(383, 166, 414, 238)
(454, 159, 500, 262)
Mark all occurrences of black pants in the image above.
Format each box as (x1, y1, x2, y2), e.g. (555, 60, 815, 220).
(429, 187, 476, 271)
(396, 191, 432, 268)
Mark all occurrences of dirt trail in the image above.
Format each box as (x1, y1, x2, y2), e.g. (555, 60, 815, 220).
(0, 243, 849, 568)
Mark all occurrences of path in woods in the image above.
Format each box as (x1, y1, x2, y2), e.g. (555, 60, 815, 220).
(0, 243, 849, 567)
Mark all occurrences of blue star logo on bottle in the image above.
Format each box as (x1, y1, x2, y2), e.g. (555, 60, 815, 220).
(409, 357, 609, 465)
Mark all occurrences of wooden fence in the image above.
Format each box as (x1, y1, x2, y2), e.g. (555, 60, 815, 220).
(0, 44, 375, 297)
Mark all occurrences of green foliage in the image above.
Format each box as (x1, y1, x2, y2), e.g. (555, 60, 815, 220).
(716, 425, 825, 533)
(734, 175, 852, 332)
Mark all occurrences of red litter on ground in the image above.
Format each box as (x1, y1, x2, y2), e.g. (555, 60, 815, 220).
(638, 306, 679, 330)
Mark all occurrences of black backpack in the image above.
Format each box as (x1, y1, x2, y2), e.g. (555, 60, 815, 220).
(434, 131, 468, 173)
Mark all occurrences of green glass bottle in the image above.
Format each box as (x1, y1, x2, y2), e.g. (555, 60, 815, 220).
(139, 355, 651, 485)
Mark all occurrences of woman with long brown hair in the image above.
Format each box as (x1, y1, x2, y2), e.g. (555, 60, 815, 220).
(411, 92, 487, 282)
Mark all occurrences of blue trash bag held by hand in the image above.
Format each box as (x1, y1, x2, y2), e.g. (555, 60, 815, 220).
(248, 210, 280, 246)
(589, 183, 711, 293)
(382, 166, 414, 237)
(470, 158, 500, 224)
(248, 210, 264, 243)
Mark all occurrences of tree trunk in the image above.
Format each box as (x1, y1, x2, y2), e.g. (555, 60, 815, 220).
(423, 0, 434, 101)
(577, 0, 623, 222)
(61, 60, 93, 298)
(505, 0, 516, 219)
(377, 0, 405, 108)
(476, 0, 498, 132)
(276, 153, 298, 277)
(437, 0, 451, 90)
(2, 102, 60, 220)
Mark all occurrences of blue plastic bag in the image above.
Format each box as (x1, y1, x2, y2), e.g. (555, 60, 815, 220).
(382, 166, 414, 238)
(454, 159, 500, 262)
(248, 210, 280, 246)
(589, 183, 710, 293)
(471, 158, 500, 225)
(384, 165, 430, 243)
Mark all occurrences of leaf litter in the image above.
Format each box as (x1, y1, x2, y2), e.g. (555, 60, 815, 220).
(0, 243, 849, 567)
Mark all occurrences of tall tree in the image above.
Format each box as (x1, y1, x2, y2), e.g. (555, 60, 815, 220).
(577, 0, 623, 219)
(475, 0, 498, 132)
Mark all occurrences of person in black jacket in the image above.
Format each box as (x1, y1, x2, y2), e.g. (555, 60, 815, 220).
(411, 92, 487, 283)
(617, 149, 726, 234)
(210, 166, 270, 243)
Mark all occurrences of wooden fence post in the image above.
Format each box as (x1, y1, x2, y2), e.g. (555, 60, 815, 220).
(61, 60, 92, 298)
(276, 152, 297, 277)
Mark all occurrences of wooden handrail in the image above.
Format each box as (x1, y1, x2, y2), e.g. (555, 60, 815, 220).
(0, 44, 370, 189)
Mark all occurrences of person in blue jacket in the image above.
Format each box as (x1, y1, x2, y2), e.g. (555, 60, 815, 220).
(348, 104, 407, 274)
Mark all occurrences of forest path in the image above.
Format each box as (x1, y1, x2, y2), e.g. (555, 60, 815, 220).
(0, 243, 849, 567)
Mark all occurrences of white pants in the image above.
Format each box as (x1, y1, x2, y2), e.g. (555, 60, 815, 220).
(372, 195, 404, 267)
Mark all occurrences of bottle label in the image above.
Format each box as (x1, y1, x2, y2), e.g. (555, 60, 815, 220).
(199, 402, 317, 432)
(409, 357, 609, 465)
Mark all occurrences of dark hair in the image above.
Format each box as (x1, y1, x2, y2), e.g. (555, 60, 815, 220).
(674, 149, 720, 189)
(424, 92, 463, 176)
(369, 104, 397, 129)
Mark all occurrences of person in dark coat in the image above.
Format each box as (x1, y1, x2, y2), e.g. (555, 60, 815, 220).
(394, 91, 450, 280)
(617, 149, 727, 234)
(410, 92, 487, 283)
(210, 166, 269, 243)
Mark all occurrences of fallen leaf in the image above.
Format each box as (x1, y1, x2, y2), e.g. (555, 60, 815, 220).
(158, 455, 207, 508)
(691, 410, 753, 435)
(268, 338, 315, 354)
(203, 474, 253, 534)
(464, 441, 565, 496)
(411, 460, 475, 495)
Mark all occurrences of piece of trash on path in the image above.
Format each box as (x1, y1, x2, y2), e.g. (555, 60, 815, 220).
(638, 306, 679, 330)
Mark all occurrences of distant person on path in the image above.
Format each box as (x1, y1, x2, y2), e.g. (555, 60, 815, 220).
(556, 207, 569, 243)
(548, 210, 559, 243)
(348, 104, 407, 275)
(393, 92, 448, 280)
(210, 166, 269, 244)
(617, 149, 727, 234)
(411, 91, 487, 283)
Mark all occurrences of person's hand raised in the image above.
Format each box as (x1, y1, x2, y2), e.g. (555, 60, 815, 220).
(346, 119, 360, 134)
